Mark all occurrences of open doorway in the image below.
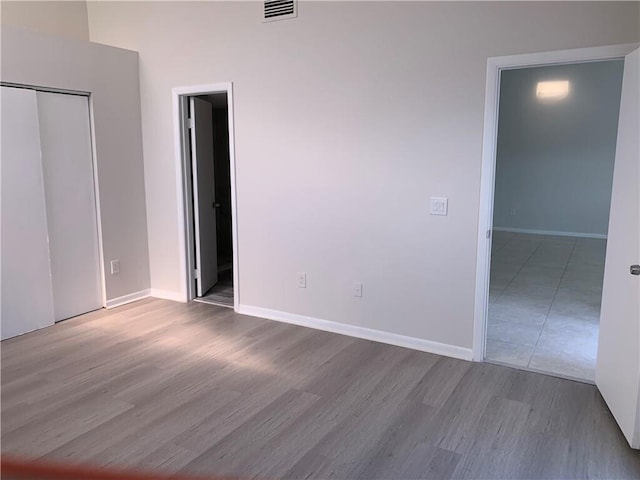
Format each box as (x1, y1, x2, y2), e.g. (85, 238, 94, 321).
(174, 83, 238, 309)
(474, 44, 640, 447)
(482, 59, 624, 382)
(191, 93, 233, 306)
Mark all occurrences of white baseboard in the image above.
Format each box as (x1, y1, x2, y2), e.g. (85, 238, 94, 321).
(105, 289, 151, 309)
(493, 227, 607, 240)
(150, 289, 186, 303)
(236, 305, 473, 361)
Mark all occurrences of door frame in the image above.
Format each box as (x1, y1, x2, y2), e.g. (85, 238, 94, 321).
(86, 92, 108, 309)
(172, 82, 239, 309)
(472, 43, 639, 361)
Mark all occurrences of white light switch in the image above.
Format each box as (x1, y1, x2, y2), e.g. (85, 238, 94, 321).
(110, 259, 120, 275)
(297, 272, 307, 288)
(430, 197, 448, 216)
(353, 282, 363, 298)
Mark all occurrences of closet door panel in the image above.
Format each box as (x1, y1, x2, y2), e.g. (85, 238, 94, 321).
(1, 86, 55, 339)
(37, 92, 102, 321)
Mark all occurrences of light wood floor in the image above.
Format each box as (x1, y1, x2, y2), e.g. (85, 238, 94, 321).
(2, 298, 638, 479)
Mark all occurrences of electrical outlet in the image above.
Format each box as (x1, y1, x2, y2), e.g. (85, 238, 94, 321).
(353, 282, 363, 298)
(430, 197, 448, 216)
(110, 260, 120, 275)
(510, 208, 517, 216)
(297, 272, 307, 288)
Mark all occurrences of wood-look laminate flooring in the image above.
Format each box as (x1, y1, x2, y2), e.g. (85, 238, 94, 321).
(2, 298, 638, 479)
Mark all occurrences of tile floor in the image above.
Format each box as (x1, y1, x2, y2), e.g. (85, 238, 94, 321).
(486, 231, 606, 382)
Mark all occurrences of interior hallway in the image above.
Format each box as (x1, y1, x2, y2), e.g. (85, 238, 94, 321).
(486, 232, 606, 382)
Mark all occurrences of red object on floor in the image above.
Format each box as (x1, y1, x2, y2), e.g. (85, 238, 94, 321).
(0, 456, 244, 480)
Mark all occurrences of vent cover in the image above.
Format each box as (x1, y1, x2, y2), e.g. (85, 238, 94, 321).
(263, 0, 297, 22)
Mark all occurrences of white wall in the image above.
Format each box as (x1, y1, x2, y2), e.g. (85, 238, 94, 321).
(0, 1, 89, 41)
(493, 61, 624, 237)
(1, 26, 150, 302)
(87, 1, 639, 350)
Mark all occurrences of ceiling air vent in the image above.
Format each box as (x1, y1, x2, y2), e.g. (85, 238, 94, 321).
(263, 0, 297, 22)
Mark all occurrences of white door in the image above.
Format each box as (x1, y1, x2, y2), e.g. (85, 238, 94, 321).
(190, 97, 218, 296)
(596, 48, 640, 449)
(36, 92, 102, 321)
(0, 87, 55, 339)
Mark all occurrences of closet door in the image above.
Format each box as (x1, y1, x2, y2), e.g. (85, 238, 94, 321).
(37, 92, 102, 321)
(1, 87, 55, 339)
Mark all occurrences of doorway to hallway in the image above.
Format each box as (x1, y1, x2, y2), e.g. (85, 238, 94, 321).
(174, 83, 238, 309)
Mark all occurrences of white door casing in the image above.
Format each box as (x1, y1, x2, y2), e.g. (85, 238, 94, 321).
(172, 83, 239, 308)
(474, 44, 639, 449)
(474, 43, 639, 361)
(596, 48, 640, 449)
(189, 97, 218, 296)
(37, 91, 102, 321)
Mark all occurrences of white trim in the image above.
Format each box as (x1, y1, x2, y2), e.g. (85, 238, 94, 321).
(105, 289, 150, 309)
(87, 93, 108, 309)
(172, 91, 188, 302)
(493, 227, 607, 240)
(149, 288, 184, 303)
(485, 43, 637, 71)
(172, 83, 239, 311)
(473, 43, 639, 362)
(237, 304, 473, 361)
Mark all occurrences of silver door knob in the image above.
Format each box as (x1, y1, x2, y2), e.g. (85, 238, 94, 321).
(631, 265, 640, 276)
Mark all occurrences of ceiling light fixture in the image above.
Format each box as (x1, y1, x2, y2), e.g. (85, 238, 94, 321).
(536, 80, 570, 100)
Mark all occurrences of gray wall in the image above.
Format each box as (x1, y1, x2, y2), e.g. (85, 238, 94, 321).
(493, 60, 624, 237)
(1, 26, 150, 302)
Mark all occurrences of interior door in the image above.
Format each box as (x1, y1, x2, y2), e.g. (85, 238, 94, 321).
(36, 92, 102, 321)
(596, 48, 640, 449)
(190, 97, 218, 296)
(1, 86, 55, 339)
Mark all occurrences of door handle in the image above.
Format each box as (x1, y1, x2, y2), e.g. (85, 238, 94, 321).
(631, 265, 640, 276)
(213, 202, 220, 209)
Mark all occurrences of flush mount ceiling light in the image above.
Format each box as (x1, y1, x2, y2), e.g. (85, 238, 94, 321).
(536, 80, 570, 100)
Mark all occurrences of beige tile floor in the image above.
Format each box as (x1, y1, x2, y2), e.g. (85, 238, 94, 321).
(486, 231, 606, 382)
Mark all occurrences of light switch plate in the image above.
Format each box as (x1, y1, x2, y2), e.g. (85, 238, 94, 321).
(430, 197, 448, 216)
(110, 259, 120, 275)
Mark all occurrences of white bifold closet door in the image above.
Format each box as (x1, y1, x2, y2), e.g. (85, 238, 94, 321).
(36, 91, 102, 322)
(1, 87, 56, 339)
(0, 87, 102, 340)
